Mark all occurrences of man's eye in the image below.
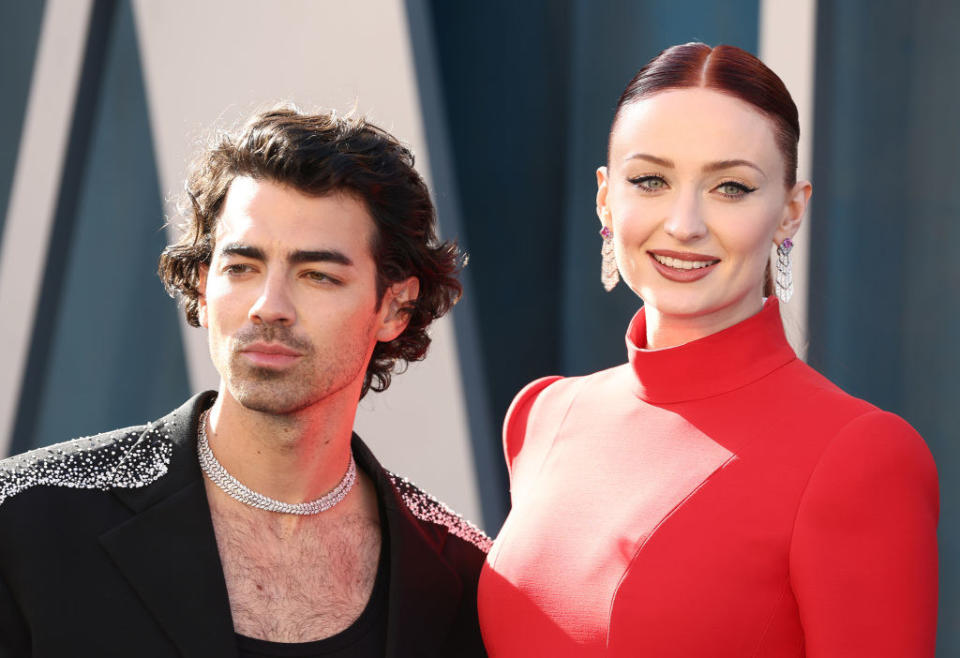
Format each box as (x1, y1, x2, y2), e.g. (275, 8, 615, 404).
(306, 271, 340, 285)
(629, 175, 667, 191)
(223, 263, 253, 274)
(715, 181, 756, 198)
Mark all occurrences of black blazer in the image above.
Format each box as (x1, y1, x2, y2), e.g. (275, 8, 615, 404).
(0, 392, 489, 657)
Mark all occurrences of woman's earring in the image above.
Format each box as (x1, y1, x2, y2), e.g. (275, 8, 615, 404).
(600, 226, 619, 292)
(775, 238, 794, 303)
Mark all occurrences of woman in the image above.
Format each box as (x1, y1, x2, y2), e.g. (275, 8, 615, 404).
(477, 43, 938, 657)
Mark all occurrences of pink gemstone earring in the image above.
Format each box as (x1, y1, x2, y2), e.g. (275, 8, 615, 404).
(775, 238, 794, 303)
(600, 226, 619, 292)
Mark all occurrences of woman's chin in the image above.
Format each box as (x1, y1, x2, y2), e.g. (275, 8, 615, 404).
(638, 290, 721, 319)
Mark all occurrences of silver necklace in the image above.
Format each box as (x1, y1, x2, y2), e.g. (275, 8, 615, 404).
(196, 409, 357, 515)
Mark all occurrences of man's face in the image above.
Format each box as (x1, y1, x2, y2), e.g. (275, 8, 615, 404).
(198, 176, 409, 415)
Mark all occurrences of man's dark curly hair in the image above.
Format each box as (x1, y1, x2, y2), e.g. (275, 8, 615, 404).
(158, 106, 463, 397)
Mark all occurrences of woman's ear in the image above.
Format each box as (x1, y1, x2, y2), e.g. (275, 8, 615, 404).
(596, 166, 611, 229)
(775, 180, 812, 243)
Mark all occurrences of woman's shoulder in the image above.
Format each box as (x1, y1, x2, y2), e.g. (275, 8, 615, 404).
(503, 376, 567, 473)
(777, 358, 889, 424)
(499, 363, 649, 478)
(810, 408, 937, 494)
(503, 371, 615, 479)
(779, 360, 936, 470)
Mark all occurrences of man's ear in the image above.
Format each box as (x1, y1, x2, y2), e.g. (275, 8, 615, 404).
(197, 264, 209, 328)
(376, 276, 420, 342)
(774, 180, 812, 243)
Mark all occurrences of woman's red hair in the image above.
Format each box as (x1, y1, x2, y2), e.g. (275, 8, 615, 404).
(612, 43, 800, 186)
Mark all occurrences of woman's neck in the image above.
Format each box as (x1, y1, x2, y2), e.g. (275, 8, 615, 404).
(644, 294, 765, 350)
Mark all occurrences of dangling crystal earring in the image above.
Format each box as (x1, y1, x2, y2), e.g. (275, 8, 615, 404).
(775, 238, 794, 303)
(600, 226, 619, 292)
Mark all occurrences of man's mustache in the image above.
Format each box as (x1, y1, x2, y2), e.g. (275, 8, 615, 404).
(231, 325, 313, 354)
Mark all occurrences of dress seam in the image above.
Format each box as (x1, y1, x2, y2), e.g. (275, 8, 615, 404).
(489, 376, 587, 573)
(606, 451, 739, 648)
(748, 578, 792, 658)
(785, 408, 885, 599)
(527, 376, 591, 494)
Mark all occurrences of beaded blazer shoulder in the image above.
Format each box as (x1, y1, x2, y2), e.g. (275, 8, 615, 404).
(0, 421, 491, 552)
(0, 423, 173, 507)
(388, 472, 492, 552)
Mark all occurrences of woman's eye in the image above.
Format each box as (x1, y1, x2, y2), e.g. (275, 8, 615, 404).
(715, 181, 756, 198)
(630, 175, 667, 192)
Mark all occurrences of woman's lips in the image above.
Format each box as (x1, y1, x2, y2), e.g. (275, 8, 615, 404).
(648, 251, 720, 282)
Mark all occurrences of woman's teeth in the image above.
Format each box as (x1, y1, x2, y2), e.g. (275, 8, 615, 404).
(652, 254, 717, 270)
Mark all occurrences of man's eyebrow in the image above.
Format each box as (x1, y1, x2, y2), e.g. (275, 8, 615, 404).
(220, 243, 265, 260)
(218, 244, 353, 267)
(288, 250, 354, 267)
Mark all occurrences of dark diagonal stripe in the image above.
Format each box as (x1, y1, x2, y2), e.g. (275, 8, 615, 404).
(10, 0, 119, 456)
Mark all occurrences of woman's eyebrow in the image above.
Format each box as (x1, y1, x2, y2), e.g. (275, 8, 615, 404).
(624, 153, 674, 167)
(702, 159, 765, 177)
(623, 154, 766, 179)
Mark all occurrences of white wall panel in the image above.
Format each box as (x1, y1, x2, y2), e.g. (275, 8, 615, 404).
(760, 0, 818, 359)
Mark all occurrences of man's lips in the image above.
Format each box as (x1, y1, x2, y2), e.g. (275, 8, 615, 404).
(239, 342, 303, 368)
(241, 342, 302, 356)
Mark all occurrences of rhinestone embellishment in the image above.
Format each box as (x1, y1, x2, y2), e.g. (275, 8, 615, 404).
(196, 410, 357, 515)
(388, 472, 492, 552)
(0, 424, 172, 507)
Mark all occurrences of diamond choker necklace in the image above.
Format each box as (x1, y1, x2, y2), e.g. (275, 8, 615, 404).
(196, 409, 357, 515)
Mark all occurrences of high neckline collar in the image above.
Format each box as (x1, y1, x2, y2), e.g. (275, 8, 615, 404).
(625, 297, 796, 404)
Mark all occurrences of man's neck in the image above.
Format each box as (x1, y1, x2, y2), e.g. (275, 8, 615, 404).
(203, 384, 359, 516)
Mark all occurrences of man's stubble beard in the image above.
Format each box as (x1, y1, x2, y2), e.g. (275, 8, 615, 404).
(215, 325, 376, 417)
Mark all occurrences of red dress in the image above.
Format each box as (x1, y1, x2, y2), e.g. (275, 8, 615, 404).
(478, 299, 938, 657)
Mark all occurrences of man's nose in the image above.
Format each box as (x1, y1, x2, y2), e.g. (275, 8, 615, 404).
(248, 273, 296, 326)
(663, 191, 707, 242)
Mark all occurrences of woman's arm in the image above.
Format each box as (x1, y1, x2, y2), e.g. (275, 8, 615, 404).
(790, 410, 939, 657)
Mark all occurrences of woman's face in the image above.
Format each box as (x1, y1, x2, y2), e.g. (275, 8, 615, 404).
(597, 88, 810, 332)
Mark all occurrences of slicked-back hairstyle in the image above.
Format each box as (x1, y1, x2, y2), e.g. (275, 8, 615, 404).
(158, 106, 463, 397)
(611, 42, 800, 187)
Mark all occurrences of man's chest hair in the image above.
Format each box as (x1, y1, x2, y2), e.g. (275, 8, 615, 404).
(209, 504, 382, 642)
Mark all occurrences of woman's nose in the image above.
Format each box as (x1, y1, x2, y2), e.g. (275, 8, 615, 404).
(663, 192, 707, 241)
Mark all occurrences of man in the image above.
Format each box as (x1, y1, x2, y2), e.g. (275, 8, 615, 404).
(0, 107, 490, 657)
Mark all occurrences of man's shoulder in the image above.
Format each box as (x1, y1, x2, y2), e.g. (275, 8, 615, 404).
(385, 471, 492, 555)
(0, 421, 173, 510)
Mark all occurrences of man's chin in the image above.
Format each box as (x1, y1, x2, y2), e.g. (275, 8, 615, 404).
(226, 379, 317, 416)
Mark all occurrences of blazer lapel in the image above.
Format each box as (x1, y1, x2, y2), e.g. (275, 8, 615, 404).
(100, 392, 237, 658)
(384, 509, 462, 658)
(354, 438, 463, 658)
